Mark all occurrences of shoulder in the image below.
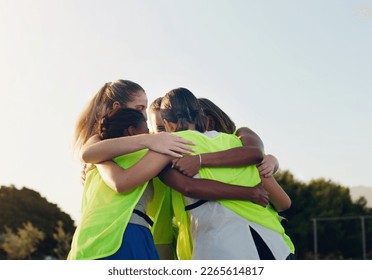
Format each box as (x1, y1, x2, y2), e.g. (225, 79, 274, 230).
(83, 134, 101, 148)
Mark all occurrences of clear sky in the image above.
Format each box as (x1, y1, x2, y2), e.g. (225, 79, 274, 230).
(1, 0, 371, 223)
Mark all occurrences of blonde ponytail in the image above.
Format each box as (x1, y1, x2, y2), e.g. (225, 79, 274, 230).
(73, 80, 144, 151)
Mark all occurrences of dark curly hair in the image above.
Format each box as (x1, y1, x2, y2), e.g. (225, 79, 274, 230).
(99, 108, 146, 140)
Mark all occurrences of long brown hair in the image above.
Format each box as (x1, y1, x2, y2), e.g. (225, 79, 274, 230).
(198, 98, 236, 134)
(160, 87, 205, 132)
(149, 97, 163, 112)
(73, 80, 144, 150)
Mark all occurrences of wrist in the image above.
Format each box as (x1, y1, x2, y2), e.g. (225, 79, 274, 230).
(138, 134, 151, 149)
(198, 154, 203, 168)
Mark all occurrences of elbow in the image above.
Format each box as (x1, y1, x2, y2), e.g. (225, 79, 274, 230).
(80, 150, 99, 164)
(286, 199, 292, 210)
(243, 147, 264, 164)
(80, 149, 92, 163)
(236, 126, 250, 136)
(285, 195, 292, 210)
(111, 181, 132, 194)
(80, 153, 89, 164)
(256, 150, 265, 164)
(160, 168, 197, 197)
(105, 176, 132, 194)
(181, 185, 197, 198)
(275, 198, 291, 212)
(112, 181, 124, 193)
(174, 182, 197, 198)
(281, 200, 292, 212)
(103, 175, 121, 193)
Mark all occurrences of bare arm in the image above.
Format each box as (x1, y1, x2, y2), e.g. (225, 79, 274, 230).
(171, 147, 264, 177)
(237, 128, 289, 211)
(168, 127, 288, 210)
(257, 154, 279, 177)
(95, 150, 173, 193)
(80, 132, 194, 164)
(260, 176, 291, 212)
(197, 128, 265, 166)
(159, 166, 269, 207)
(172, 128, 265, 177)
(235, 126, 265, 151)
(237, 127, 279, 177)
(95, 150, 269, 206)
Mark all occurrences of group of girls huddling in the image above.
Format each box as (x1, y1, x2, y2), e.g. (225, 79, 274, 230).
(67, 79, 295, 260)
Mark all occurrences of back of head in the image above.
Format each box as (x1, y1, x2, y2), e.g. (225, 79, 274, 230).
(149, 97, 163, 112)
(99, 108, 146, 139)
(149, 97, 165, 133)
(198, 98, 236, 134)
(160, 87, 205, 132)
(74, 80, 144, 149)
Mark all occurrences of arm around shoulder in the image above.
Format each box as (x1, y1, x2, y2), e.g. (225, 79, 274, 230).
(96, 150, 173, 193)
(159, 167, 269, 207)
(80, 134, 150, 164)
(235, 127, 264, 152)
(81, 133, 195, 164)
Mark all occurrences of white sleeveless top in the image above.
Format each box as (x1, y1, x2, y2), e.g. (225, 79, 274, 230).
(128, 181, 154, 228)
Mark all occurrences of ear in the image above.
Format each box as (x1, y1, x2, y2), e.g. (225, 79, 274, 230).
(112, 101, 121, 110)
(127, 126, 136, 136)
(163, 119, 177, 132)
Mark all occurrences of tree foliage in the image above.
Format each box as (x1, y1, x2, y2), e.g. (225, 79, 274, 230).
(276, 170, 372, 259)
(0, 185, 76, 259)
(53, 221, 73, 259)
(1, 172, 371, 260)
(1, 222, 45, 259)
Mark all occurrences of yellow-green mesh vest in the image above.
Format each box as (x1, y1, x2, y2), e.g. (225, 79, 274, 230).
(68, 149, 168, 260)
(147, 177, 174, 245)
(171, 130, 294, 259)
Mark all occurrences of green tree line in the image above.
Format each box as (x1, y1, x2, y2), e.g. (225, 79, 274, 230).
(0, 185, 75, 259)
(1, 170, 371, 260)
(276, 171, 372, 259)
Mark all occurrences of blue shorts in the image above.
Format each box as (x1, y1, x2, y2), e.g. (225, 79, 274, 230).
(99, 223, 160, 260)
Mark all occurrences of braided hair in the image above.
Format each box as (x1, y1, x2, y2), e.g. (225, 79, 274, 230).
(99, 108, 146, 140)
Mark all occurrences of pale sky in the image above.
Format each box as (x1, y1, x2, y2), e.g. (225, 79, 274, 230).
(1, 0, 371, 223)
